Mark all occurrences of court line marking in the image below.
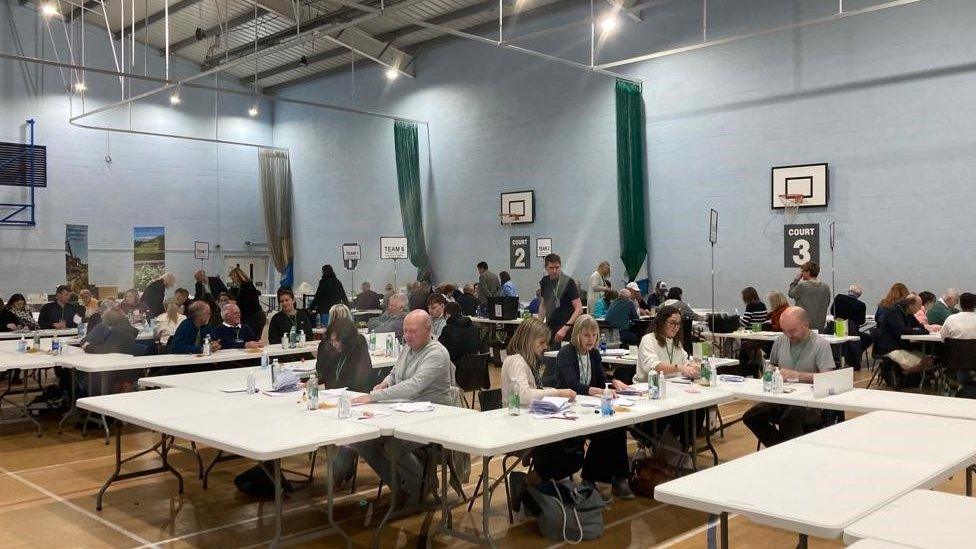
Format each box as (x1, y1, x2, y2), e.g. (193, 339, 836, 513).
(0, 464, 159, 548)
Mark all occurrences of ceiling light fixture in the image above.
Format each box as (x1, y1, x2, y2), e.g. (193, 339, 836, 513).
(73, 82, 87, 92)
(169, 91, 181, 105)
(385, 67, 399, 81)
(600, 15, 619, 32)
(248, 105, 259, 117)
(41, 3, 58, 17)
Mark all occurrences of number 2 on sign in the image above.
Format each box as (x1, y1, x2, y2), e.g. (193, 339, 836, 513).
(792, 239, 811, 265)
(514, 247, 526, 268)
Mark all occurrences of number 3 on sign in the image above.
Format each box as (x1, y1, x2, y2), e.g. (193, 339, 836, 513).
(793, 239, 811, 265)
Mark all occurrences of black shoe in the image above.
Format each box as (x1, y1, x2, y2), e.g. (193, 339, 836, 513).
(508, 471, 527, 514)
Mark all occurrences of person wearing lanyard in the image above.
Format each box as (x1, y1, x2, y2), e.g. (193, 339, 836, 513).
(743, 306, 836, 447)
(212, 303, 265, 350)
(553, 315, 634, 500)
(267, 288, 314, 345)
(316, 317, 373, 392)
(170, 301, 221, 354)
(634, 305, 702, 467)
(538, 253, 583, 347)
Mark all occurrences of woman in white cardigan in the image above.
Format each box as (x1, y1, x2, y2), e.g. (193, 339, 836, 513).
(501, 318, 576, 405)
(636, 305, 701, 382)
(635, 306, 702, 465)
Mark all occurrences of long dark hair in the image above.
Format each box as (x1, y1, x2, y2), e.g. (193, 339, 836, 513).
(326, 317, 362, 352)
(741, 286, 760, 304)
(321, 265, 337, 280)
(651, 305, 683, 346)
(4, 293, 25, 311)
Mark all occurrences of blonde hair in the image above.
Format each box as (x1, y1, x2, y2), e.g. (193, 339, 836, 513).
(229, 267, 250, 283)
(328, 304, 351, 327)
(767, 290, 789, 310)
(163, 298, 181, 324)
(506, 318, 551, 372)
(570, 315, 600, 353)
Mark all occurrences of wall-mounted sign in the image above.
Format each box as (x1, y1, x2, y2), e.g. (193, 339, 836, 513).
(536, 237, 552, 258)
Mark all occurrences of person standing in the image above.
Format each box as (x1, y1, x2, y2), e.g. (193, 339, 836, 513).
(228, 267, 267, 338)
(140, 272, 176, 317)
(788, 261, 831, 331)
(538, 253, 583, 347)
(193, 269, 229, 301)
(310, 264, 349, 326)
(587, 261, 612, 310)
(476, 262, 501, 304)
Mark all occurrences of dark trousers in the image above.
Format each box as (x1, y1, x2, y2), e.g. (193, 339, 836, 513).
(618, 329, 639, 346)
(744, 403, 823, 447)
(580, 428, 630, 483)
(532, 439, 584, 481)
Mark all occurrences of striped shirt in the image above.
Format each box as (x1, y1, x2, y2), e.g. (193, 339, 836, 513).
(739, 301, 770, 328)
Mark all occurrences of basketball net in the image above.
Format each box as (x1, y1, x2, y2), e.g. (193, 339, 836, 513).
(779, 194, 804, 223)
(500, 213, 523, 224)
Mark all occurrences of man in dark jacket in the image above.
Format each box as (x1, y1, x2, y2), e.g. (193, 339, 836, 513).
(438, 302, 481, 365)
(81, 307, 138, 355)
(38, 285, 78, 329)
(604, 289, 641, 345)
(832, 283, 868, 369)
(193, 270, 229, 301)
(351, 281, 382, 310)
(140, 272, 175, 317)
(456, 284, 479, 317)
(171, 301, 221, 354)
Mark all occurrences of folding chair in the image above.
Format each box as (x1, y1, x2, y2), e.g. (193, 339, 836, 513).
(454, 353, 491, 408)
(942, 338, 976, 398)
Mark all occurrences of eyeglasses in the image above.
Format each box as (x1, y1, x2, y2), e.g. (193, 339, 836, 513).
(665, 320, 682, 327)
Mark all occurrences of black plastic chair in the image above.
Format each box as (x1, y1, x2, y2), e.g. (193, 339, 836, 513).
(456, 353, 491, 408)
(477, 387, 502, 411)
(943, 338, 976, 398)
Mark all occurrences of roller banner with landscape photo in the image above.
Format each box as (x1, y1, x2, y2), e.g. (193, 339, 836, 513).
(134, 226, 165, 291)
(65, 224, 89, 292)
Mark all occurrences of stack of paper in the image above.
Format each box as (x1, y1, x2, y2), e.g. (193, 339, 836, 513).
(391, 402, 435, 413)
(529, 396, 570, 414)
(271, 371, 300, 392)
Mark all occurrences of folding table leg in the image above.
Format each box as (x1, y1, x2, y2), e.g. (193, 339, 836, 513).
(373, 439, 399, 549)
(436, 445, 451, 541)
(481, 455, 496, 548)
(967, 465, 974, 497)
(58, 368, 78, 433)
(720, 512, 729, 549)
(797, 533, 808, 549)
(324, 446, 352, 549)
(270, 459, 283, 549)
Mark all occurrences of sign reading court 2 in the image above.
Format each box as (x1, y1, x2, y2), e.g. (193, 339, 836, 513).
(510, 236, 530, 269)
(784, 223, 820, 268)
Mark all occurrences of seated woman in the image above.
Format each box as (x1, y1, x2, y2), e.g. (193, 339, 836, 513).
(592, 289, 616, 318)
(267, 288, 314, 345)
(154, 298, 185, 347)
(635, 306, 702, 467)
(316, 317, 374, 392)
(119, 288, 149, 321)
(737, 287, 769, 377)
(501, 319, 578, 507)
(553, 315, 633, 499)
(767, 290, 790, 331)
(327, 303, 352, 328)
(0, 293, 40, 332)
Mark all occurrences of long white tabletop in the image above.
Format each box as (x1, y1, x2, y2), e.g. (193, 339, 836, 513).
(655, 411, 976, 542)
(395, 384, 733, 456)
(901, 333, 942, 342)
(843, 489, 973, 548)
(469, 316, 524, 326)
(701, 330, 859, 344)
(55, 343, 317, 373)
(0, 328, 78, 340)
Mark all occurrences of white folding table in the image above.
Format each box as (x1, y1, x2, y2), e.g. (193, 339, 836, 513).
(655, 411, 976, 549)
(77, 388, 380, 548)
(702, 330, 860, 368)
(843, 489, 974, 548)
(0, 328, 78, 340)
(0, 349, 62, 435)
(394, 385, 734, 547)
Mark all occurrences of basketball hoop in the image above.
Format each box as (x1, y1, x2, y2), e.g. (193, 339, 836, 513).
(500, 213, 523, 225)
(779, 194, 804, 223)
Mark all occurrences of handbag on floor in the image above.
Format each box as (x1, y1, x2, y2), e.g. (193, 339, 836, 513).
(526, 479, 605, 543)
(629, 453, 676, 498)
(233, 463, 294, 498)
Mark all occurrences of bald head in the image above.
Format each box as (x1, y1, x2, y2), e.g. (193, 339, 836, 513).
(780, 306, 811, 343)
(403, 309, 432, 350)
(618, 288, 631, 300)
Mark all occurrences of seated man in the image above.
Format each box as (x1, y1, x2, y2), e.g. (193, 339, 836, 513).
(212, 303, 265, 350)
(352, 310, 455, 501)
(174, 287, 190, 310)
(38, 285, 79, 329)
(366, 293, 409, 337)
(455, 284, 479, 317)
(604, 288, 641, 345)
(743, 307, 835, 447)
(941, 292, 976, 397)
(876, 294, 934, 375)
(927, 288, 960, 326)
(351, 281, 382, 310)
(428, 293, 447, 339)
(81, 307, 138, 355)
(438, 302, 480, 365)
(171, 301, 222, 354)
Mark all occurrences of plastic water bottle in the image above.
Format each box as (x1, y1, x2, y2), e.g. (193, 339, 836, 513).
(77, 323, 87, 338)
(772, 367, 784, 394)
(762, 361, 773, 392)
(33, 331, 40, 350)
(202, 335, 212, 356)
(298, 330, 307, 347)
(289, 326, 297, 349)
(306, 373, 319, 410)
(369, 332, 376, 352)
(599, 334, 608, 355)
(648, 370, 660, 400)
(385, 336, 393, 356)
(709, 360, 718, 387)
(508, 379, 521, 416)
(17, 336, 26, 353)
(271, 359, 280, 388)
(246, 369, 257, 394)
(699, 357, 710, 384)
(261, 347, 270, 372)
(658, 371, 668, 399)
(338, 390, 352, 419)
(51, 336, 60, 355)
(600, 382, 614, 417)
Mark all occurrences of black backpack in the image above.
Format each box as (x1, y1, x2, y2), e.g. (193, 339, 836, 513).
(233, 464, 293, 498)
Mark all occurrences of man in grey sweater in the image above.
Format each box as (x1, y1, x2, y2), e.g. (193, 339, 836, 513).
(788, 261, 831, 330)
(743, 307, 835, 447)
(352, 309, 455, 501)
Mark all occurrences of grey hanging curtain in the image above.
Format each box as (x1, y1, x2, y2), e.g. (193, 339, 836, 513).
(393, 120, 431, 280)
(615, 79, 648, 281)
(258, 149, 294, 287)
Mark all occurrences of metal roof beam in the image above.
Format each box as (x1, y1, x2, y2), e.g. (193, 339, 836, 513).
(113, 0, 201, 40)
(169, 8, 270, 53)
(606, 0, 643, 22)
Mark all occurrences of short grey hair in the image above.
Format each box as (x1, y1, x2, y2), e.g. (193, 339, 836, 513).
(388, 293, 408, 311)
(945, 288, 960, 300)
(220, 302, 240, 319)
(848, 284, 863, 297)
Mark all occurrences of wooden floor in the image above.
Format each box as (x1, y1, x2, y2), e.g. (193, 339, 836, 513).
(0, 368, 965, 548)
